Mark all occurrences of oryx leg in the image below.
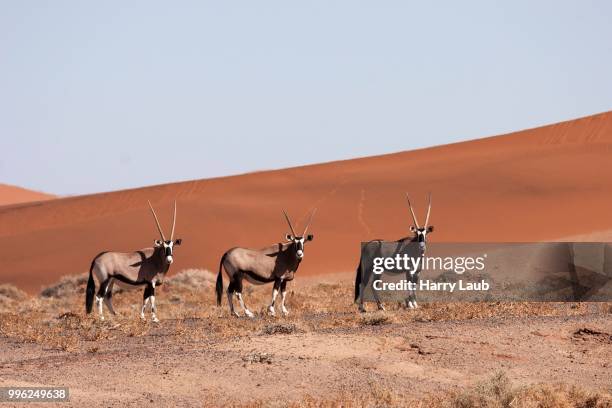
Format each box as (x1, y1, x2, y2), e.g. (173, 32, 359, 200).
(372, 285, 385, 311)
(96, 278, 113, 320)
(150, 282, 160, 323)
(103, 279, 117, 315)
(234, 276, 254, 318)
(405, 271, 418, 309)
(226, 280, 239, 317)
(141, 283, 156, 321)
(280, 280, 289, 316)
(358, 283, 367, 313)
(363, 271, 385, 312)
(357, 268, 366, 313)
(267, 280, 281, 317)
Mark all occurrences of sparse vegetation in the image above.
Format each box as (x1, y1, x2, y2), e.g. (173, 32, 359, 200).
(262, 323, 299, 335)
(242, 351, 273, 365)
(0, 283, 28, 301)
(0, 272, 610, 407)
(267, 372, 612, 407)
(166, 268, 216, 291)
(359, 311, 390, 326)
(0, 284, 28, 312)
(40, 273, 88, 298)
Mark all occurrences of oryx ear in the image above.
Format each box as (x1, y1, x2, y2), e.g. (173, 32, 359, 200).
(174, 238, 182, 245)
(410, 226, 417, 232)
(306, 234, 314, 241)
(427, 226, 434, 233)
(286, 233, 294, 241)
(154, 240, 163, 247)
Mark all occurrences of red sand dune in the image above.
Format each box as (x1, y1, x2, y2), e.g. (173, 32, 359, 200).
(1, 111, 612, 294)
(0, 183, 54, 207)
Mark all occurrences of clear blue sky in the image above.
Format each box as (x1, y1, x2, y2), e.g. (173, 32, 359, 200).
(2, 1, 611, 196)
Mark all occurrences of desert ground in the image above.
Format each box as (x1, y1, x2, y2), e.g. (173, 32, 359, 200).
(1, 112, 612, 406)
(0, 271, 611, 407)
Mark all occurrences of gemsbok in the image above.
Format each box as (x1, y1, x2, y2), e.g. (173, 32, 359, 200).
(85, 201, 182, 322)
(216, 209, 316, 318)
(354, 194, 433, 312)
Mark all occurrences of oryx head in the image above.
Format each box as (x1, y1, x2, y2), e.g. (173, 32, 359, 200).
(406, 193, 434, 250)
(283, 209, 316, 260)
(148, 200, 182, 265)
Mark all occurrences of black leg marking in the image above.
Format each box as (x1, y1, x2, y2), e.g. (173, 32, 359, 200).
(234, 273, 244, 294)
(97, 278, 112, 298)
(227, 280, 236, 294)
(144, 283, 154, 300)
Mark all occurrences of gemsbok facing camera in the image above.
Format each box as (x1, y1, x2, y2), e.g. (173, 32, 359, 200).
(355, 194, 434, 312)
(85, 201, 182, 322)
(216, 209, 316, 318)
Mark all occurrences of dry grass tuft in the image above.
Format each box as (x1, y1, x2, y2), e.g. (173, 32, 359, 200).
(0, 284, 28, 301)
(242, 351, 273, 365)
(0, 284, 29, 312)
(448, 371, 515, 408)
(239, 372, 612, 407)
(40, 273, 88, 298)
(441, 371, 612, 408)
(359, 311, 390, 326)
(167, 269, 216, 291)
(262, 322, 299, 335)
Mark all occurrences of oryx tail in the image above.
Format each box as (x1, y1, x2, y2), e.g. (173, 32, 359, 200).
(86, 251, 106, 314)
(216, 253, 227, 306)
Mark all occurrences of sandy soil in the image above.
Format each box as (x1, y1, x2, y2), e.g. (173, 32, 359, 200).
(2, 111, 612, 294)
(0, 273, 610, 407)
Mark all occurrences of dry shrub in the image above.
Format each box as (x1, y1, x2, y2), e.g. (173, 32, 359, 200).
(0, 284, 28, 301)
(514, 383, 611, 408)
(235, 383, 405, 408)
(167, 269, 216, 291)
(0, 312, 82, 351)
(398, 301, 597, 323)
(0, 313, 45, 343)
(40, 273, 88, 298)
(238, 373, 611, 407)
(262, 323, 299, 335)
(360, 311, 390, 326)
(441, 372, 612, 408)
(0, 284, 29, 312)
(449, 371, 515, 408)
(242, 352, 273, 365)
(57, 311, 83, 330)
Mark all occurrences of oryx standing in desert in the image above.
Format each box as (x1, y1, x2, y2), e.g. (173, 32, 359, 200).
(216, 209, 316, 318)
(85, 201, 182, 322)
(354, 194, 433, 312)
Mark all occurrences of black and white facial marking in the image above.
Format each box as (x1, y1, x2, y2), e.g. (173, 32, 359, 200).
(285, 234, 314, 259)
(410, 226, 434, 250)
(155, 239, 182, 264)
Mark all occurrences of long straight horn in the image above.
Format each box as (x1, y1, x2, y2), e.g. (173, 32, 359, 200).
(405, 194, 420, 228)
(148, 200, 167, 241)
(302, 208, 317, 236)
(424, 193, 432, 227)
(170, 200, 177, 241)
(282, 210, 297, 237)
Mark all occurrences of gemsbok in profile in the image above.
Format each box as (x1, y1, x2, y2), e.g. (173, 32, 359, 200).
(85, 201, 182, 322)
(216, 209, 316, 318)
(354, 194, 433, 312)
